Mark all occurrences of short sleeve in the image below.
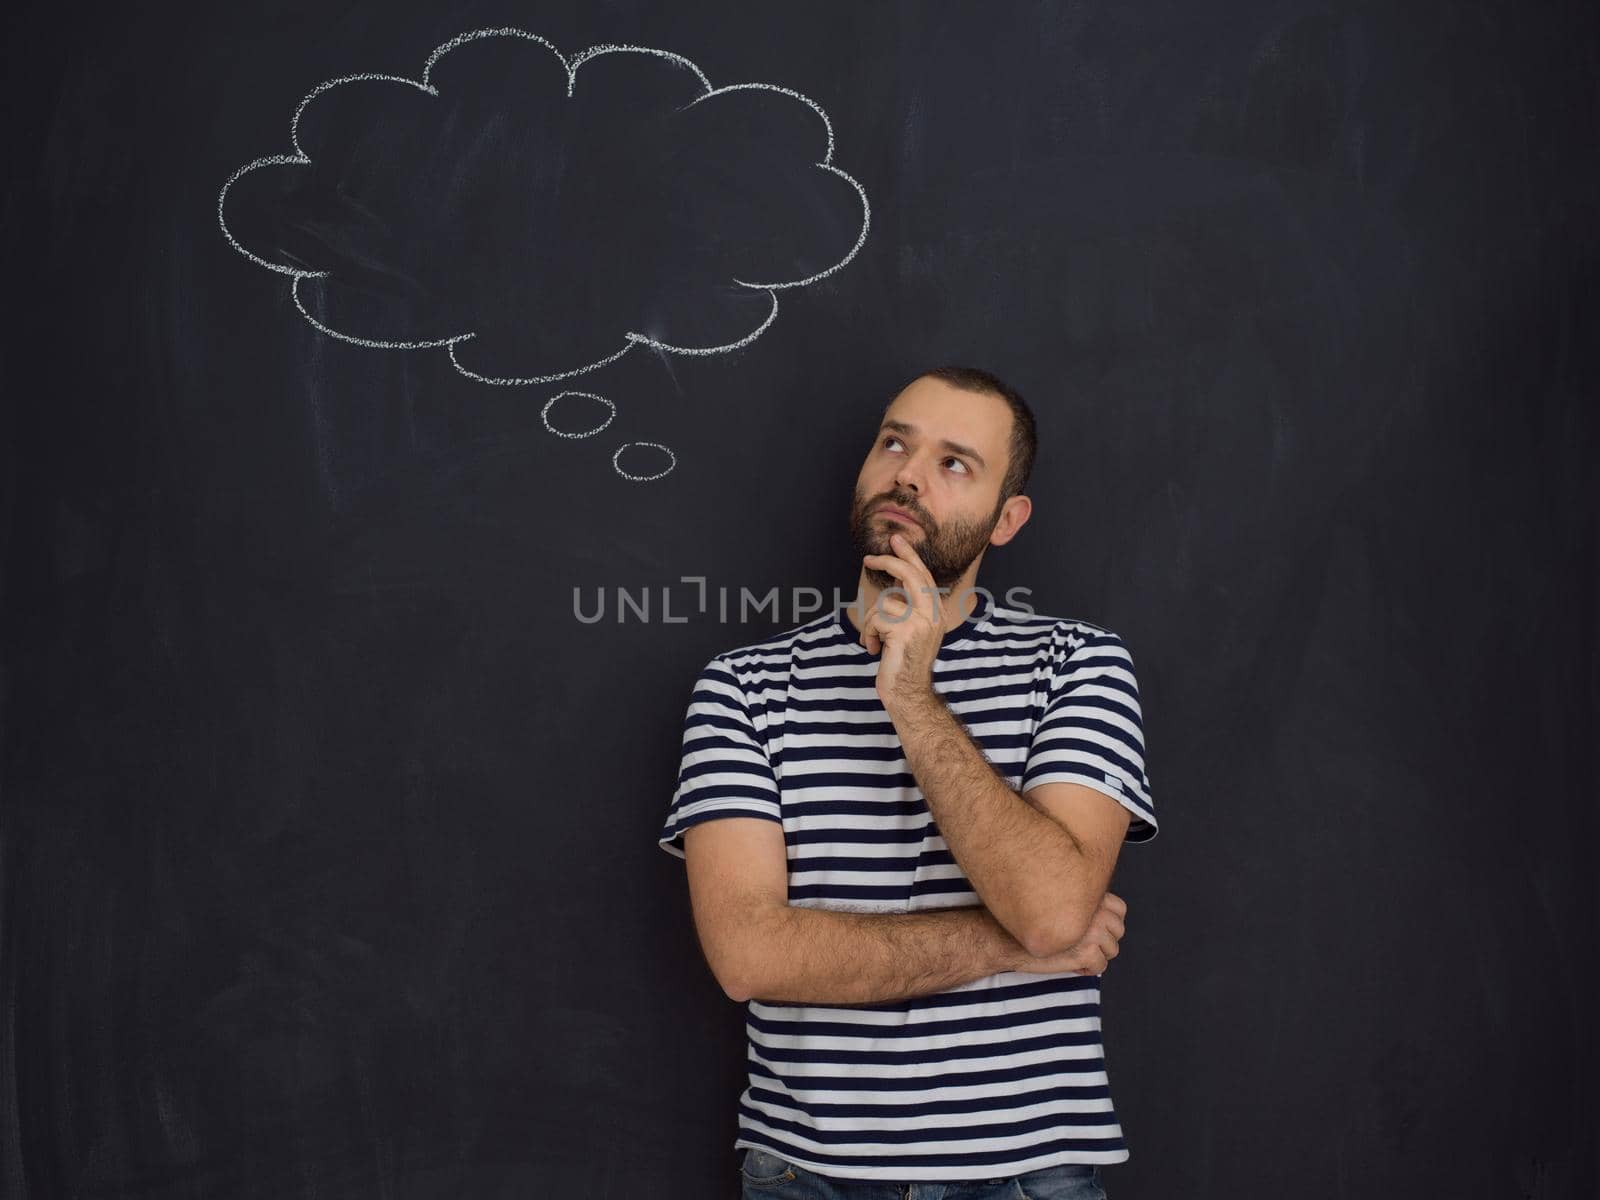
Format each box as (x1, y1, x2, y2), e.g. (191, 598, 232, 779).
(657, 656, 783, 859)
(1022, 630, 1157, 843)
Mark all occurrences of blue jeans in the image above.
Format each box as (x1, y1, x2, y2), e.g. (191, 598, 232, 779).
(738, 1146, 1108, 1200)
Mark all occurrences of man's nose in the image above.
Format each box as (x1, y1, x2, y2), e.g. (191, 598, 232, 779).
(893, 459, 926, 494)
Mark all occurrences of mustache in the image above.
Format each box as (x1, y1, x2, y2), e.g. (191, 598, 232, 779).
(868, 494, 929, 524)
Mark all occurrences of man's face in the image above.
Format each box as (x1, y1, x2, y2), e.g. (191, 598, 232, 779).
(848, 375, 1012, 593)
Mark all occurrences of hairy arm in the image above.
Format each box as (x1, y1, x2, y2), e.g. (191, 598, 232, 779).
(889, 690, 1112, 956)
(738, 901, 1026, 1006)
(682, 817, 1118, 1005)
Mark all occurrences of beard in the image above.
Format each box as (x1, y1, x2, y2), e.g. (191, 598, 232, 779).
(848, 484, 1001, 593)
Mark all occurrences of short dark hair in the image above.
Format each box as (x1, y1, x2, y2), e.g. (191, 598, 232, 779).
(916, 364, 1037, 502)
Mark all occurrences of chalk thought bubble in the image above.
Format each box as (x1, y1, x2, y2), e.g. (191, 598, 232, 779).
(217, 29, 872, 389)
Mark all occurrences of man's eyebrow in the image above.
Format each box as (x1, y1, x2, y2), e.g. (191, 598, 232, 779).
(878, 419, 988, 471)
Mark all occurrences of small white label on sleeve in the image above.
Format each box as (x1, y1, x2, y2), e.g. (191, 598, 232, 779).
(1103, 773, 1123, 790)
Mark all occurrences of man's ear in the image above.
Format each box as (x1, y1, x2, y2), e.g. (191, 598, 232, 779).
(989, 494, 1032, 546)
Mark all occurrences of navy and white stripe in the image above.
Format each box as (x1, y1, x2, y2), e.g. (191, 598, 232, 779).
(658, 591, 1155, 1180)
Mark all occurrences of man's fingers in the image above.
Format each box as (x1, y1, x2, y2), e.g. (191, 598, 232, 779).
(1083, 930, 1118, 973)
(861, 553, 916, 588)
(859, 597, 918, 653)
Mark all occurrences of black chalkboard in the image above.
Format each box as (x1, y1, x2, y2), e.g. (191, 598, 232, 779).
(3, 2, 1595, 1197)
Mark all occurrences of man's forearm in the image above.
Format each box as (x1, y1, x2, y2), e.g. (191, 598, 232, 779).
(734, 903, 1024, 1006)
(889, 689, 1092, 955)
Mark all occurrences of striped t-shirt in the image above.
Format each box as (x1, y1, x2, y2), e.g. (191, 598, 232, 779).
(657, 589, 1156, 1181)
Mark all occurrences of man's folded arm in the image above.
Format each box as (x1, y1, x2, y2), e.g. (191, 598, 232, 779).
(683, 816, 1028, 1005)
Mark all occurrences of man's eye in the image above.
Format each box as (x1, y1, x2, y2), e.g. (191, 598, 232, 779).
(946, 458, 969, 475)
